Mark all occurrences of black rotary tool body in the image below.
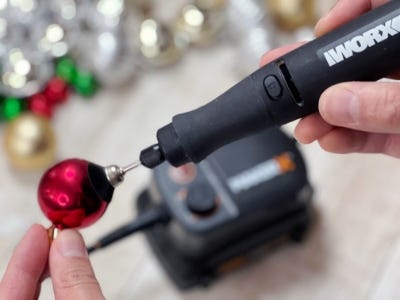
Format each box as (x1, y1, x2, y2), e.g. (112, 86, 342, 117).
(140, 1, 400, 168)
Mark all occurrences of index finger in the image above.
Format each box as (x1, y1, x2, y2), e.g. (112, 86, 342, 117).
(0, 224, 49, 300)
(315, 0, 390, 37)
(260, 41, 305, 66)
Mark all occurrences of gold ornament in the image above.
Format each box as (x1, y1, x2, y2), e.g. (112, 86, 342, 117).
(175, 1, 226, 46)
(4, 113, 56, 170)
(138, 18, 185, 67)
(266, 0, 316, 31)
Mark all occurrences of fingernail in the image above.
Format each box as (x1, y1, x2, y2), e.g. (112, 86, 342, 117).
(56, 230, 88, 258)
(320, 85, 359, 126)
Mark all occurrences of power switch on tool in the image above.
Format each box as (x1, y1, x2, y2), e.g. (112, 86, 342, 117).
(263, 75, 282, 100)
(186, 183, 217, 216)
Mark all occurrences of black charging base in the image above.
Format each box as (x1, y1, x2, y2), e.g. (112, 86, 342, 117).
(137, 190, 312, 290)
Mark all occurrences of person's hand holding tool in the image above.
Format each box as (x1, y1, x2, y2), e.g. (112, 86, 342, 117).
(265, 0, 400, 157)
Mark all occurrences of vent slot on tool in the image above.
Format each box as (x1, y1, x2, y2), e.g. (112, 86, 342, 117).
(278, 60, 304, 107)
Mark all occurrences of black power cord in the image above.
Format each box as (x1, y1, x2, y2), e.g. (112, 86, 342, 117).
(87, 205, 170, 254)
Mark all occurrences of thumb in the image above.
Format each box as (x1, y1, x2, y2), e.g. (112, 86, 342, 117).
(49, 229, 104, 300)
(319, 81, 400, 134)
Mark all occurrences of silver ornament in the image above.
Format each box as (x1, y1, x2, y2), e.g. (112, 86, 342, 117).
(5, 0, 45, 25)
(0, 18, 31, 50)
(30, 15, 80, 58)
(0, 47, 53, 97)
(0, 0, 7, 17)
(72, 2, 140, 87)
(85, 0, 126, 31)
(0, 17, 9, 57)
(49, 0, 88, 29)
(226, 0, 278, 75)
(77, 28, 138, 87)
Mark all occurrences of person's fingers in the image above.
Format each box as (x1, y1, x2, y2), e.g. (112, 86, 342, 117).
(319, 81, 400, 134)
(315, 127, 400, 158)
(49, 229, 104, 300)
(315, 0, 389, 37)
(0, 224, 49, 300)
(294, 113, 335, 144)
(260, 42, 306, 66)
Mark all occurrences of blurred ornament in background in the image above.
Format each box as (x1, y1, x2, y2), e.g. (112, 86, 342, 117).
(55, 56, 78, 84)
(30, 15, 80, 59)
(129, 0, 152, 16)
(72, 68, 98, 97)
(5, 0, 44, 25)
(81, 29, 138, 86)
(175, 0, 226, 46)
(266, 0, 316, 31)
(28, 93, 55, 118)
(53, 56, 99, 97)
(226, 0, 278, 75)
(43, 77, 70, 105)
(0, 17, 26, 49)
(138, 18, 184, 67)
(70, 0, 142, 86)
(85, 0, 126, 31)
(0, 17, 6, 60)
(49, 0, 88, 29)
(27, 77, 70, 118)
(1, 47, 54, 97)
(1, 96, 24, 121)
(4, 112, 56, 170)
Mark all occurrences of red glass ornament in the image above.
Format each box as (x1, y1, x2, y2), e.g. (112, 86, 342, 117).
(38, 159, 109, 229)
(44, 77, 70, 105)
(28, 94, 54, 118)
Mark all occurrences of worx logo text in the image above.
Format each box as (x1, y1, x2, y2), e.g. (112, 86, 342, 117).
(323, 15, 400, 67)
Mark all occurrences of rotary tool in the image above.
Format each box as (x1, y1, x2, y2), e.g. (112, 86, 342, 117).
(139, 1, 400, 169)
(38, 1, 400, 235)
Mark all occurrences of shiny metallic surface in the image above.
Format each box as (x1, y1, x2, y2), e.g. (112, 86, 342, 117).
(104, 164, 125, 187)
(49, 0, 88, 27)
(47, 224, 60, 242)
(6, 0, 44, 24)
(0, 19, 30, 50)
(4, 112, 56, 170)
(31, 21, 71, 58)
(175, 2, 226, 46)
(77, 28, 138, 86)
(226, 0, 278, 74)
(104, 160, 141, 187)
(196, 0, 227, 10)
(122, 160, 141, 173)
(86, 0, 126, 30)
(38, 159, 109, 228)
(1, 47, 53, 97)
(138, 18, 184, 66)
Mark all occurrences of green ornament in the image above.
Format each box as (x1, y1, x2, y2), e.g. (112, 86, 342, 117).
(72, 70, 98, 97)
(0, 97, 4, 121)
(56, 57, 77, 84)
(2, 97, 24, 121)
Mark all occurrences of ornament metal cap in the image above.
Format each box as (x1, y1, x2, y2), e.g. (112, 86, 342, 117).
(104, 161, 141, 187)
(48, 225, 60, 243)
